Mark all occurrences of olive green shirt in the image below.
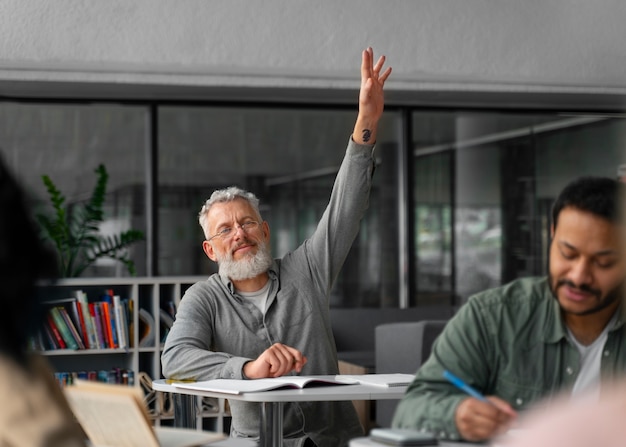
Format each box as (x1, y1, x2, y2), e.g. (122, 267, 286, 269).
(392, 277, 626, 441)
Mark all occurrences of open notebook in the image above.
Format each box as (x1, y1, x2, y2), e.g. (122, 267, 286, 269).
(64, 379, 225, 447)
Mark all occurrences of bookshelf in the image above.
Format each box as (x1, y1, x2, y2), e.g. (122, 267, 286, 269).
(35, 276, 229, 433)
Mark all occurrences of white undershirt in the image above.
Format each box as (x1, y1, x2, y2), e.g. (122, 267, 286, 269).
(238, 280, 271, 314)
(568, 313, 617, 400)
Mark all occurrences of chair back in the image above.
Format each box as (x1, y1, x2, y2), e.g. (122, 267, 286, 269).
(374, 320, 448, 427)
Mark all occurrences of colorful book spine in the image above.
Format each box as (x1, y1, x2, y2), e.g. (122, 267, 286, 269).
(48, 307, 78, 350)
(113, 295, 128, 349)
(100, 301, 116, 349)
(57, 306, 86, 349)
(44, 316, 65, 349)
(90, 303, 106, 349)
(73, 299, 89, 348)
(71, 291, 91, 349)
(103, 294, 120, 349)
(75, 290, 98, 349)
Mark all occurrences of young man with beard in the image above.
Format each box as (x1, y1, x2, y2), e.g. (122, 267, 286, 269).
(392, 176, 626, 443)
(161, 47, 391, 447)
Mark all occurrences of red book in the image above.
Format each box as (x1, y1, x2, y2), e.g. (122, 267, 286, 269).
(46, 314, 66, 349)
(100, 301, 116, 349)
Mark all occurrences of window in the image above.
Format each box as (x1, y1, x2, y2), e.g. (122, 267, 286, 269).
(0, 103, 148, 277)
(1, 99, 623, 309)
(158, 106, 401, 307)
(411, 112, 626, 306)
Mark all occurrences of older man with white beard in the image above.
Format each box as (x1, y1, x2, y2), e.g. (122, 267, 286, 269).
(161, 47, 391, 447)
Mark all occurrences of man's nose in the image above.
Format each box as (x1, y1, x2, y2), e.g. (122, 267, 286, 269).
(568, 259, 593, 287)
(231, 224, 246, 239)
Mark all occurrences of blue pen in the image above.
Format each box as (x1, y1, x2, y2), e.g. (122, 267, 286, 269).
(443, 370, 491, 403)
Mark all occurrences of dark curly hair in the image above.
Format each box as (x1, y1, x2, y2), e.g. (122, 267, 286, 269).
(0, 154, 58, 366)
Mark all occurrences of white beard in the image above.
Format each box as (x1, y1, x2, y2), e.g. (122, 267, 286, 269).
(217, 241, 273, 281)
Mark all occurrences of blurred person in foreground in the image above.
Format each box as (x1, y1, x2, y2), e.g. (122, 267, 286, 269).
(0, 154, 86, 446)
(393, 176, 626, 442)
(497, 379, 626, 447)
(162, 48, 391, 447)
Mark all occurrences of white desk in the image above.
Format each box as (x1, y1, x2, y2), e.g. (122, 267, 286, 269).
(153, 377, 407, 447)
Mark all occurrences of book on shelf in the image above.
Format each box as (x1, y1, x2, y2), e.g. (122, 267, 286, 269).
(113, 295, 129, 349)
(90, 302, 106, 349)
(39, 289, 135, 351)
(48, 306, 79, 350)
(45, 313, 67, 349)
(127, 299, 135, 348)
(55, 368, 136, 387)
(65, 379, 225, 447)
(100, 301, 117, 349)
(74, 290, 99, 349)
(171, 375, 360, 395)
(100, 293, 119, 349)
(73, 296, 90, 348)
(41, 320, 60, 350)
(43, 298, 85, 342)
(59, 293, 90, 349)
(57, 306, 86, 349)
(336, 373, 415, 387)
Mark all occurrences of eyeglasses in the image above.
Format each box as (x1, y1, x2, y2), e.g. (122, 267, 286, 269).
(207, 220, 260, 242)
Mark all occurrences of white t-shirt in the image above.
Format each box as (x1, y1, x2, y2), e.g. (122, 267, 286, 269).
(568, 313, 618, 400)
(237, 281, 271, 314)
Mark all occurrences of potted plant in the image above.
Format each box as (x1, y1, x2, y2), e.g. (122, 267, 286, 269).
(36, 164, 145, 277)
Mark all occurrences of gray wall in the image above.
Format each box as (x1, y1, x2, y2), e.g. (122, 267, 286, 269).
(1, 0, 626, 101)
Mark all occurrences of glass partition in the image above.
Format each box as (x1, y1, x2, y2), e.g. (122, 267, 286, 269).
(158, 106, 401, 307)
(412, 112, 626, 305)
(0, 103, 148, 277)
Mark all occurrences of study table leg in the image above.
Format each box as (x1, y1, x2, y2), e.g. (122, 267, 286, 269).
(259, 401, 283, 447)
(172, 393, 198, 429)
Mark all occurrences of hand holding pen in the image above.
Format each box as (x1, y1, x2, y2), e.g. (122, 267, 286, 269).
(444, 370, 517, 442)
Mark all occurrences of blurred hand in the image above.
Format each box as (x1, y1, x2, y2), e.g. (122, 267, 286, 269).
(499, 383, 626, 447)
(243, 343, 308, 379)
(455, 396, 518, 441)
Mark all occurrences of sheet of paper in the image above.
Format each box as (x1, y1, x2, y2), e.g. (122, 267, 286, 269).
(336, 373, 415, 387)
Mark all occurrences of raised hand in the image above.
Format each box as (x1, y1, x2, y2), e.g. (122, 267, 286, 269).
(353, 47, 392, 145)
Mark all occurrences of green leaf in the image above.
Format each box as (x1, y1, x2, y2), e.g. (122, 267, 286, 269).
(35, 164, 145, 277)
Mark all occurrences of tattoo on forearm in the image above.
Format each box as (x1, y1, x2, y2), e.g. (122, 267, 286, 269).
(362, 129, 372, 142)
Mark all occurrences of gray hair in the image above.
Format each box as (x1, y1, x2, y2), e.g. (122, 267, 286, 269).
(198, 186, 262, 239)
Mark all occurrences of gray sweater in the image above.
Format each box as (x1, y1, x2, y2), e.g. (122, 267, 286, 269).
(161, 138, 375, 447)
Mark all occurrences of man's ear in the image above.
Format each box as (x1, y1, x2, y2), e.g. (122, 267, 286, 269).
(262, 221, 270, 242)
(202, 240, 218, 262)
(550, 223, 556, 238)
